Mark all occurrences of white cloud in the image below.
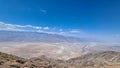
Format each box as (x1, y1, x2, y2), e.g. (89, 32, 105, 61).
(0, 21, 43, 32)
(40, 9, 47, 14)
(0, 21, 86, 38)
(59, 29, 63, 32)
(43, 27, 49, 30)
(70, 30, 79, 33)
(58, 32, 66, 35)
(1, 21, 117, 43)
(0, 21, 4, 25)
(69, 30, 81, 33)
(37, 30, 44, 32)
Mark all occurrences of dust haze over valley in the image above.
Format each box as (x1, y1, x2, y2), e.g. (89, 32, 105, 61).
(0, 30, 96, 59)
(0, 31, 120, 60)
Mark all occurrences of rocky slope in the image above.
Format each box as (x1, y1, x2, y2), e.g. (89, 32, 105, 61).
(0, 52, 27, 68)
(68, 51, 120, 67)
(0, 51, 120, 68)
(0, 52, 69, 68)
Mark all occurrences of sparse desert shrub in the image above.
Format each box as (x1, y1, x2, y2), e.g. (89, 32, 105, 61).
(30, 64, 37, 68)
(9, 64, 20, 68)
(6, 58, 10, 61)
(16, 59, 26, 64)
(47, 65, 52, 68)
(0, 61, 4, 65)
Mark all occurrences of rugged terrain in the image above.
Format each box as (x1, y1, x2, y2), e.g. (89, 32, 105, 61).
(68, 51, 120, 67)
(0, 51, 69, 68)
(0, 52, 27, 68)
(0, 51, 120, 68)
(0, 30, 120, 68)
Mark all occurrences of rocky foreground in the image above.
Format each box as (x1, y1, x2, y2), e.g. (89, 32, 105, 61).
(0, 51, 120, 68)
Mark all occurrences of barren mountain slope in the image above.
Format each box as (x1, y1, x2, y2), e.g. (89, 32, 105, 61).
(0, 52, 27, 68)
(68, 51, 120, 67)
(0, 51, 120, 68)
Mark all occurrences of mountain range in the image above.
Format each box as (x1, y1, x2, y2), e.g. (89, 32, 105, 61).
(0, 30, 82, 43)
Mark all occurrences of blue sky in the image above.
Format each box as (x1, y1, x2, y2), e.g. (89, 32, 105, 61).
(0, 0, 120, 42)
